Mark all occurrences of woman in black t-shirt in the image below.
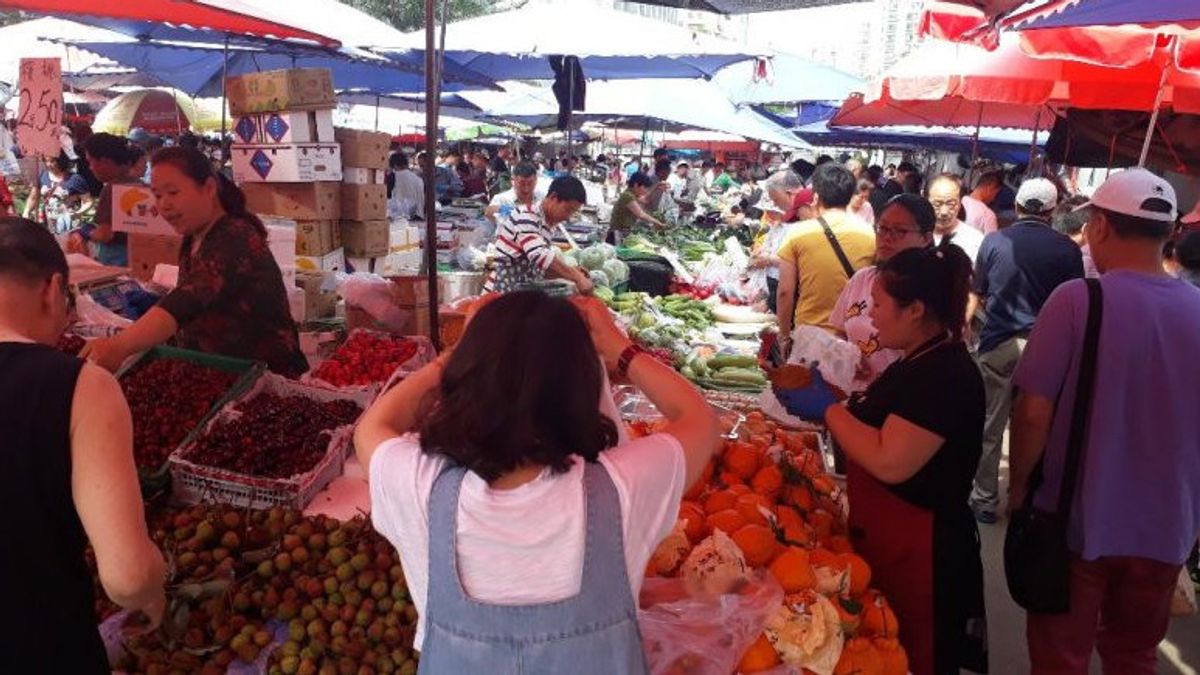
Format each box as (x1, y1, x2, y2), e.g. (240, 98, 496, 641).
(774, 241, 988, 675)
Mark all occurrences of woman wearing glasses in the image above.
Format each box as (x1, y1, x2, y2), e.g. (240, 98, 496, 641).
(830, 194, 937, 392)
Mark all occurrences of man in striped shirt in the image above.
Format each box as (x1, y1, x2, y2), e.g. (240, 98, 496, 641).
(485, 176, 595, 295)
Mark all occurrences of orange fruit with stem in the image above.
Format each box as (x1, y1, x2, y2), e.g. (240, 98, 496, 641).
(860, 590, 900, 638)
(768, 547, 816, 593)
(723, 442, 762, 480)
(732, 524, 779, 567)
(785, 483, 815, 511)
(735, 493, 773, 527)
(809, 509, 836, 546)
(705, 509, 746, 536)
(736, 633, 781, 673)
(728, 483, 752, 497)
(833, 636, 885, 675)
(874, 637, 909, 675)
(774, 505, 805, 531)
(839, 552, 872, 597)
(751, 464, 784, 497)
(782, 522, 815, 548)
(703, 490, 737, 515)
(718, 470, 745, 487)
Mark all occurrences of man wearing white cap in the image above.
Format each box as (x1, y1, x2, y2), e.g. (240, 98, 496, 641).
(968, 177, 1084, 524)
(1010, 169, 1200, 673)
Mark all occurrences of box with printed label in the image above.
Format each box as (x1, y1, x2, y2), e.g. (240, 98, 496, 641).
(231, 143, 342, 183)
(111, 184, 176, 236)
(242, 182, 341, 220)
(341, 220, 389, 257)
(340, 183, 386, 221)
(226, 68, 335, 116)
(334, 127, 390, 169)
(296, 248, 346, 274)
(231, 109, 334, 145)
(127, 233, 182, 281)
(342, 167, 386, 185)
(290, 220, 341, 257)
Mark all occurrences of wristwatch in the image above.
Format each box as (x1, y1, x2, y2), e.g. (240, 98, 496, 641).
(617, 343, 648, 378)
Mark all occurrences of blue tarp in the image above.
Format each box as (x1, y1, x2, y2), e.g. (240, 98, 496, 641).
(61, 40, 494, 98)
(713, 54, 864, 105)
(752, 103, 840, 128)
(1020, 0, 1199, 29)
(794, 121, 1041, 164)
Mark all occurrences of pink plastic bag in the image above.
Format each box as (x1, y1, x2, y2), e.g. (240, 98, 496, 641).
(638, 571, 784, 675)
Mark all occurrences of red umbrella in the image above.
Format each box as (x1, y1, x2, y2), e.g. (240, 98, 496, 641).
(0, 0, 337, 46)
(829, 92, 1051, 130)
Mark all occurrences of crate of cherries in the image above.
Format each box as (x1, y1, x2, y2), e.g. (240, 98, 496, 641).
(304, 329, 435, 399)
(170, 372, 374, 510)
(116, 347, 262, 494)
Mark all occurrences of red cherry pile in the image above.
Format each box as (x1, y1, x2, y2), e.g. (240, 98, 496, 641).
(185, 393, 362, 479)
(121, 359, 240, 470)
(312, 332, 420, 387)
(56, 333, 86, 355)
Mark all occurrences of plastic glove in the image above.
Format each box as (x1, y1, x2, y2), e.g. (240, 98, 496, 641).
(773, 366, 838, 422)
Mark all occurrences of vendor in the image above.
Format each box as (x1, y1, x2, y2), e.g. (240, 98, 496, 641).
(774, 242, 987, 675)
(355, 293, 720, 673)
(830, 194, 936, 391)
(83, 132, 138, 267)
(484, 161, 543, 225)
(485, 175, 594, 294)
(610, 172, 669, 240)
(81, 147, 307, 377)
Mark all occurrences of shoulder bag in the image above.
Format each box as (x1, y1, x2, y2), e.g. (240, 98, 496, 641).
(1004, 278, 1102, 614)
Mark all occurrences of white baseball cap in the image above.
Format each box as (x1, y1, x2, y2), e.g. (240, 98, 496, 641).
(1016, 178, 1058, 213)
(1077, 168, 1177, 223)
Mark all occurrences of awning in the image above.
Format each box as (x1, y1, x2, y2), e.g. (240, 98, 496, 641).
(712, 53, 864, 105)
(795, 120, 1042, 164)
(831, 93, 1052, 131)
(620, 0, 869, 13)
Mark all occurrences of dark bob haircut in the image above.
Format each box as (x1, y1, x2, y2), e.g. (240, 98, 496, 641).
(877, 239, 974, 340)
(417, 291, 618, 482)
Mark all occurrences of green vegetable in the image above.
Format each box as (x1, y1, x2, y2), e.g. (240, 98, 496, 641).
(707, 354, 759, 370)
(594, 286, 615, 303)
(711, 367, 768, 386)
(636, 312, 658, 329)
(588, 269, 611, 287)
(601, 259, 629, 285)
(579, 247, 608, 271)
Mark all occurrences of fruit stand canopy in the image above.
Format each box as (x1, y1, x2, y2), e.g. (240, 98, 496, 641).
(0, 0, 337, 46)
(621, 0, 869, 13)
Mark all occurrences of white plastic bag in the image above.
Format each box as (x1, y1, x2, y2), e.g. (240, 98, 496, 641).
(338, 273, 411, 333)
(787, 325, 859, 395)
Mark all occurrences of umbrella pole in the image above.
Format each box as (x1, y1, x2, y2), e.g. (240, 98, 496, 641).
(1028, 108, 1042, 176)
(173, 89, 183, 135)
(1138, 66, 1171, 167)
(220, 37, 229, 137)
(968, 103, 983, 184)
(374, 95, 380, 132)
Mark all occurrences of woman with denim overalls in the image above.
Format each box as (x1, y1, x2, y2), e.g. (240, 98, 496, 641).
(355, 292, 721, 674)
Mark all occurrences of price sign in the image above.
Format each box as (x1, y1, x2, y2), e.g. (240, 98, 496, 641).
(16, 57, 63, 158)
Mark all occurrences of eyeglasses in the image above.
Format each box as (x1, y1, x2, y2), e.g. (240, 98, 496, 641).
(875, 224, 921, 239)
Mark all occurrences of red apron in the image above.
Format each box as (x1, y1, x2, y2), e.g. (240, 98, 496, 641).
(846, 458, 937, 675)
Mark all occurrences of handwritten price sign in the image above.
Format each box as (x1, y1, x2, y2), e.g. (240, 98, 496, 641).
(16, 57, 63, 158)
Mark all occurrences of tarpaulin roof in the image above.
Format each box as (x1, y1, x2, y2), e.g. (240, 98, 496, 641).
(795, 120, 1042, 163)
(0, 0, 336, 46)
(61, 39, 496, 97)
(1017, 0, 1200, 30)
(472, 78, 808, 148)
(335, 91, 483, 120)
(387, 3, 758, 80)
(712, 53, 864, 105)
(832, 92, 1053, 130)
(621, 0, 869, 13)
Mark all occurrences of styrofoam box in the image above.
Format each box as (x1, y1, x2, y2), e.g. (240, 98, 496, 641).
(342, 167, 385, 185)
(265, 220, 298, 269)
(232, 109, 334, 145)
(231, 143, 342, 183)
(287, 286, 305, 323)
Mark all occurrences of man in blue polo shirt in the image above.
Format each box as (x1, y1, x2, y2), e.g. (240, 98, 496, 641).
(968, 178, 1084, 523)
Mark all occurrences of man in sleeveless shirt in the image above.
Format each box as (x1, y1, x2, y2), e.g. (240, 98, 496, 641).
(0, 218, 166, 673)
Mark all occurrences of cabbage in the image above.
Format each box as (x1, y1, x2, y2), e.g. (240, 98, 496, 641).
(601, 259, 629, 285)
(579, 247, 608, 271)
(594, 285, 615, 303)
(593, 242, 618, 261)
(588, 269, 611, 288)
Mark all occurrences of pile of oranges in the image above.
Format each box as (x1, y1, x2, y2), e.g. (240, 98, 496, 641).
(634, 411, 909, 675)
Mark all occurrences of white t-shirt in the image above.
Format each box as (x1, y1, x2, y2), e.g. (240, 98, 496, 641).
(962, 195, 998, 235)
(488, 187, 545, 213)
(830, 266, 904, 391)
(369, 433, 687, 648)
(935, 222, 984, 264)
(390, 169, 425, 217)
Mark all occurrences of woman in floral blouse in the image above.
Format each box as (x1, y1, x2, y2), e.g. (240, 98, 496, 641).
(82, 147, 306, 376)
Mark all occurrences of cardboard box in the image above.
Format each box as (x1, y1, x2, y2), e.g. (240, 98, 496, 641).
(341, 219, 390, 257)
(231, 143, 342, 183)
(305, 291, 338, 321)
(334, 127, 390, 169)
(340, 184, 386, 221)
(295, 270, 332, 295)
(232, 109, 334, 144)
(342, 167, 385, 185)
(346, 302, 430, 336)
(243, 182, 341, 220)
(296, 248, 346, 274)
(127, 233, 182, 281)
(226, 68, 335, 116)
(111, 184, 175, 236)
(292, 220, 341, 257)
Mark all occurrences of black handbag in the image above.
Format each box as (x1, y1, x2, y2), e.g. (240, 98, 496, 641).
(1004, 278, 1103, 614)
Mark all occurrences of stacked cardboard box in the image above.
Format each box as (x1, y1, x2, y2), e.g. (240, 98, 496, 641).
(227, 68, 344, 278)
(336, 127, 391, 268)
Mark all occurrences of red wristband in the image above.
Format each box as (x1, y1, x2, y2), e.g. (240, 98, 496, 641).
(617, 343, 647, 378)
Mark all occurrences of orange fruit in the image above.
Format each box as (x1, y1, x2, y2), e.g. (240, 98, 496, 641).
(736, 633, 781, 673)
(703, 490, 737, 515)
(809, 547, 844, 571)
(809, 509, 836, 546)
(732, 524, 779, 568)
(839, 552, 872, 597)
(723, 442, 761, 480)
(728, 483, 752, 497)
(750, 464, 784, 497)
(735, 493, 773, 527)
(860, 590, 900, 638)
(678, 502, 707, 544)
(768, 547, 816, 593)
(782, 522, 815, 547)
(718, 470, 745, 487)
(834, 636, 884, 675)
(775, 505, 805, 531)
(785, 483, 815, 511)
(874, 637, 909, 675)
(705, 509, 746, 536)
